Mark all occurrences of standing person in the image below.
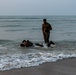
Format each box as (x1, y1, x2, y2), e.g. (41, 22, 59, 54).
(42, 19, 52, 43)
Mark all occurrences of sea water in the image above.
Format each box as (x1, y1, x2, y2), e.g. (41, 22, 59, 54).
(0, 16, 76, 71)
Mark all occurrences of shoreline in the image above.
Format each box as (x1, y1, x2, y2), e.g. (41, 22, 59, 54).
(0, 58, 76, 75)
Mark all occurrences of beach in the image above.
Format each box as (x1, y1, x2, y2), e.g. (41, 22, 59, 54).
(0, 58, 76, 75)
(0, 16, 76, 72)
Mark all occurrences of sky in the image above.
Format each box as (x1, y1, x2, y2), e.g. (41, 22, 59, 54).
(0, 0, 76, 15)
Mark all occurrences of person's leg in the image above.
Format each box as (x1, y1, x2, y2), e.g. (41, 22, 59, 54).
(43, 32, 46, 43)
(47, 41, 55, 47)
(35, 43, 43, 47)
(50, 41, 55, 45)
(46, 33, 50, 43)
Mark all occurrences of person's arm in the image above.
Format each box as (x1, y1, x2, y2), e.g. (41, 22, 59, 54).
(42, 24, 44, 32)
(48, 23, 52, 30)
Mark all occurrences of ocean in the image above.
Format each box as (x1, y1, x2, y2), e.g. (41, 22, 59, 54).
(0, 16, 76, 71)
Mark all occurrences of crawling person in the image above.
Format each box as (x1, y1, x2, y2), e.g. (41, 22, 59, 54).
(20, 40, 43, 47)
(20, 40, 55, 48)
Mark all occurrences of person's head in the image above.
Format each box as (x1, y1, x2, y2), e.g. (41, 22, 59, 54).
(43, 19, 47, 23)
(27, 40, 29, 42)
(22, 40, 26, 43)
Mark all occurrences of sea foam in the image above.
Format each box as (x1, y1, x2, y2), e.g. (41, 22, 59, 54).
(0, 52, 76, 71)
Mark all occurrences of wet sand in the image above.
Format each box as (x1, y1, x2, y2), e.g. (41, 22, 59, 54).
(0, 58, 76, 75)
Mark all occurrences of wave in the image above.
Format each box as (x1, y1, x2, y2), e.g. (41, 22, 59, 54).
(0, 16, 42, 19)
(5, 29, 25, 32)
(0, 52, 76, 71)
(1, 25, 22, 27)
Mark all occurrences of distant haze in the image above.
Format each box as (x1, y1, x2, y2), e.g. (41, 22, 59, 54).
(0, 0, 76, 15)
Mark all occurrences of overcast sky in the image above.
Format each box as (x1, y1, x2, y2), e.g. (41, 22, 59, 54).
(0, 0, 76, 15)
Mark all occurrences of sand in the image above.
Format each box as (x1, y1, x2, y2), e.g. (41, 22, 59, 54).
(0, 58, 76, 75)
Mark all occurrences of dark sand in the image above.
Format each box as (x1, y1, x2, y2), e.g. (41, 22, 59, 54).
(0, 58, 76, 75)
